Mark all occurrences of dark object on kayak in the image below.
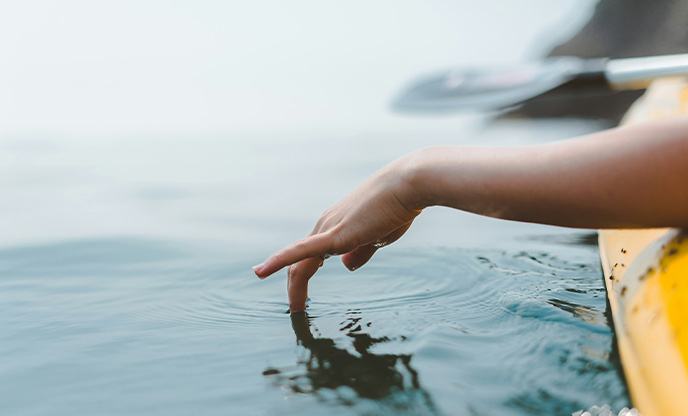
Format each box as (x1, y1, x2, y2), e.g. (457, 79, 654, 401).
(511, 0, 688, 122)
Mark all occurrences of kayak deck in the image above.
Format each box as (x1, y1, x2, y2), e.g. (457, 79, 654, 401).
(599, 77, 688, 416)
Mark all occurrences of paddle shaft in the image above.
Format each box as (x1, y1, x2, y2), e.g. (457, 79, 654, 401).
(549, 54, 688, 92)
(606, 53, 688, 89)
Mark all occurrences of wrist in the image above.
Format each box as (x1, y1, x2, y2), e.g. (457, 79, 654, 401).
(399, 147, 440, 210)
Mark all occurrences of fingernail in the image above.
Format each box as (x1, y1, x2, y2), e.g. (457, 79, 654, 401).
(253, 264, 264, 277)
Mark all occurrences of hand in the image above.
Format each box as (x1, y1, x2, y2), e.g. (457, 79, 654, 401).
(253, 154, 424, 312)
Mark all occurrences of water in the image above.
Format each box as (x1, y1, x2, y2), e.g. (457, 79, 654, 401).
(0, 233, 629, 415)
(1, 1, 634, 414)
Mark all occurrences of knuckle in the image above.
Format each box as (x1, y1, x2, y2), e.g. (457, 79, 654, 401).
(292, 238, 307, 251)
(291, 238, 315, 258)
(320, 218, 336, 232)
(272, 251, 283, 262)
(287, 263, 298, 279)
(329, 227, 357, 253)
(314, 214, 330, 232)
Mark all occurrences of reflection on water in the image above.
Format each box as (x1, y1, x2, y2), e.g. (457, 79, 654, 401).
(1, 1, 616, 413)
(0, 235, 631, 416)
(546, 298, 605, 324)
(264, 311, 437, 414)
(524, 232, 600, 247)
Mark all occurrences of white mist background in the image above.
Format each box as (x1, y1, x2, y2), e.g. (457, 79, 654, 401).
(0, 0, 601, 252)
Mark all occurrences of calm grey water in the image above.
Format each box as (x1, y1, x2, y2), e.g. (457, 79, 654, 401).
(1, 1, 628, 414)
(0, 233, 629, 415)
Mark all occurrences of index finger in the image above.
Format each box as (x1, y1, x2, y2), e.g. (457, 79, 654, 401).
(253, 232, 334, 279)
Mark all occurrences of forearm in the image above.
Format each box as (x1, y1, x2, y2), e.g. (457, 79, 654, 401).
(254, 117, 688, 283)
(407, 117, 688, 229)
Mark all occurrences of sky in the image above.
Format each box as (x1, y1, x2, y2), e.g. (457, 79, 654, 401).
(0, 1, 602, 250)
(0, 0, 596, 136)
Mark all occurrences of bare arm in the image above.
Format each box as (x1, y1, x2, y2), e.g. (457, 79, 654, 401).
(253, 116, 688, 312)
(413, 117, 688, 229)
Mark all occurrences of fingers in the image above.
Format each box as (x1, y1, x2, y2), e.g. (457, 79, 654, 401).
(287, 257, 322, 313)
(341, 245, 377, 271)
(340, 222, 413, 271)
(253, 232, 333, 279)
(254, 219, 414, 279)
(378, 221, 413, 246)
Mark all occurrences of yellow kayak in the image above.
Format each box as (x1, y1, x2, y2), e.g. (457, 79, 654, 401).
(599, 77, 688, 416)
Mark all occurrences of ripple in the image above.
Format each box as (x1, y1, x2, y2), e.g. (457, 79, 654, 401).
(1, 239, 629, 416)
(120, 279, 290, 331)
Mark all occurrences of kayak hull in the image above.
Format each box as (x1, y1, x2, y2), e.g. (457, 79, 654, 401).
(599, 77, 688, 416)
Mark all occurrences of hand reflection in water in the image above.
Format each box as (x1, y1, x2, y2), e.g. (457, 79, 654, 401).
(263, 311, 437, 413)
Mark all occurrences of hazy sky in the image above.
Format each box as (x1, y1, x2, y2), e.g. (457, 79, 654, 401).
(1, 1, 596, 136)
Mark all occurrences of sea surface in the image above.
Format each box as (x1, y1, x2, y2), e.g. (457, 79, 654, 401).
(0, 1, 634, 415)
(1, 232, 629, 415)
